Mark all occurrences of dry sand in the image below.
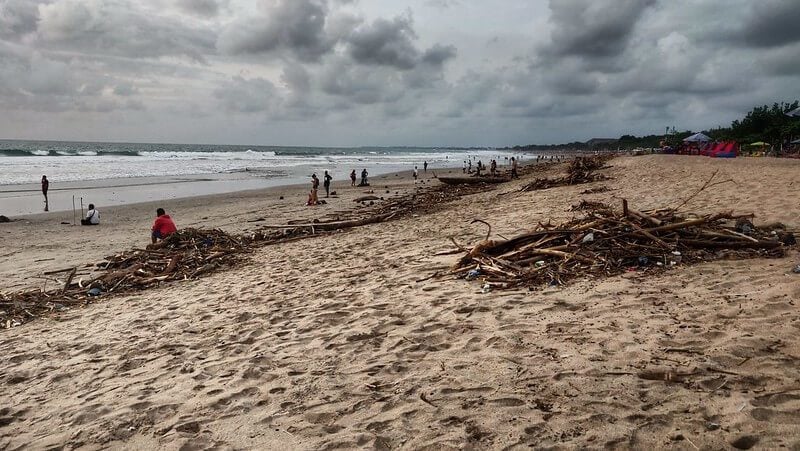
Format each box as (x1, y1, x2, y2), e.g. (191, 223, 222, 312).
(2, 155, 799, 450)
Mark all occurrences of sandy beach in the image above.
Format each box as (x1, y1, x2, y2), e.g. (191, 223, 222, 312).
(2, 155, 799, 449)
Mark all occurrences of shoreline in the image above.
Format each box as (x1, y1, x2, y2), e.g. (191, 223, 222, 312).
(0, 166, 466, 291)
(1, 159, 504, 218)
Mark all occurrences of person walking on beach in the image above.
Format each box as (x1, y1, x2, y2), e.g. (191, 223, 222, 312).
(151, 208, 177, 243)
(423, 161, 428, 173)
(350, 169, 356, 187)
(41, 175, 49, 211)
(323, 171, 332, 197)
(511, 157, 519, 179)
(463, 161, 467, 173)
(81, 204, 100, 225)
(413, 166, 418, 182)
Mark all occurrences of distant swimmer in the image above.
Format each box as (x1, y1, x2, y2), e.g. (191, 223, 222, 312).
(41, 175, 49, 211)
(151, 208, 177, 243)
(81, 203, 100, 225)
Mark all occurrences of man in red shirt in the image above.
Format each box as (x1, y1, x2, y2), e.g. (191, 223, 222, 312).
(151, 208, 177, 243)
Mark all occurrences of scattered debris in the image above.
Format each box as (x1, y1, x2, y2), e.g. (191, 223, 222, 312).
(520, 155, 614, 192)
(451, 199, 792, 290)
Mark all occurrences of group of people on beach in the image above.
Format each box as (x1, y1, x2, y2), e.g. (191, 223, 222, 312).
(40, 174, 178, 244)
(308, 168, 372, 206)
(461, 156, 518, 178)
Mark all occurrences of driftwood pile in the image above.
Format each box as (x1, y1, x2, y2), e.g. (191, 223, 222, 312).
(453, 200, 794, 290)
(521, 154, 613, 191)
(0, 228, 251, 328)
(1, 180, 500, 329)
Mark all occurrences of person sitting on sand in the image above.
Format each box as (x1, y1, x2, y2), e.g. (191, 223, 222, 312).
(350, 169, 356, 187)
(323, 170, 332, 197)
(81, 203, 100, 226)
(151, 208, 177, 243)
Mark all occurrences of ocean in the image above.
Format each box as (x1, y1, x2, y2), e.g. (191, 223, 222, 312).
(0, 139, 519, 186)
(0, 139, 527, 216)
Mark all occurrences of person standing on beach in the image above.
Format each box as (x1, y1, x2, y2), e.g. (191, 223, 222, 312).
(350, 169, 356, 187)
(360, 168, 369, 186)
(310, 173, 320, 204)
(423, 161, 428, 173)
(490, 159, 497, 176)
(323, 171, 332, 197)
(413, 166, 418, 182)
(463, 161, 467, 173)
(511, 157, 519, 178)
(151, 208, 177, 243)
(41, 175, 49, 211)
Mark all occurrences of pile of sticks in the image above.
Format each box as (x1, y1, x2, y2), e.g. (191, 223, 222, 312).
(521, 155, 613, 191)
(0, 228, 251, 328)
(452, 200, 793, 290)
(1, 180, 501, 329)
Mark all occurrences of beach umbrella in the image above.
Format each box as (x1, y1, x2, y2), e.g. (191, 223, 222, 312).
(683, 132, 711, 142)
(786, 107, 800, 117)
(749, 141, 769, 146)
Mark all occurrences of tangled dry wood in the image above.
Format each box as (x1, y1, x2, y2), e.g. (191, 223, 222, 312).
(1, 179, 503, 329)
(520, 154, 614, 191)
(452, 199, 795, 290)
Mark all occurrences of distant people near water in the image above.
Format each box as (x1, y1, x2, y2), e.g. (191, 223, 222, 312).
(423, 161, 428, 173)
(151, 208, 177, 243)
(323, 170, 332, 198)
(413, 166, 418, 182)
(350, 169, 357, 187)
(41, 175, 49, 211)
(511, 157, 519, 178)
(81, 203, 100, 225)
(359, 168, 369, 186)
(308, 173, 320, 205)
(490, 159, 497, 176)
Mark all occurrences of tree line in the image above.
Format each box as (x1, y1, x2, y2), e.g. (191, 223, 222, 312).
(508, 100, 800, 151)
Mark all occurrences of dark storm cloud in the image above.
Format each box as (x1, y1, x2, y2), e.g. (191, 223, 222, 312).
(345, 14, 420, 69)
(738, 0, 800, 48)
(175, 0, 224, 18)
(0, 0, 40, 39)
(421, 44, 457, 66)
(217, 0, 334, 62)
(35, 0, 215, 61)
(546, 0, 656, 59)
(213, 76, 278, 113)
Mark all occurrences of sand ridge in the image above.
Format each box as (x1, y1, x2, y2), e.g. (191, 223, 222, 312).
(1, 155, 799, 449)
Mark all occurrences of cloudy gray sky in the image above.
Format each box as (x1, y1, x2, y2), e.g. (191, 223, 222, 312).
(1, 0, 799, 146)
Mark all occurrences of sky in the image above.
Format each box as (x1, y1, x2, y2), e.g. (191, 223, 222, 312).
(1, 0, 799, 147)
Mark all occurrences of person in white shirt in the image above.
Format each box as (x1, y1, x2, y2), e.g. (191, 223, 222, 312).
(81, 204, 100, 226)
